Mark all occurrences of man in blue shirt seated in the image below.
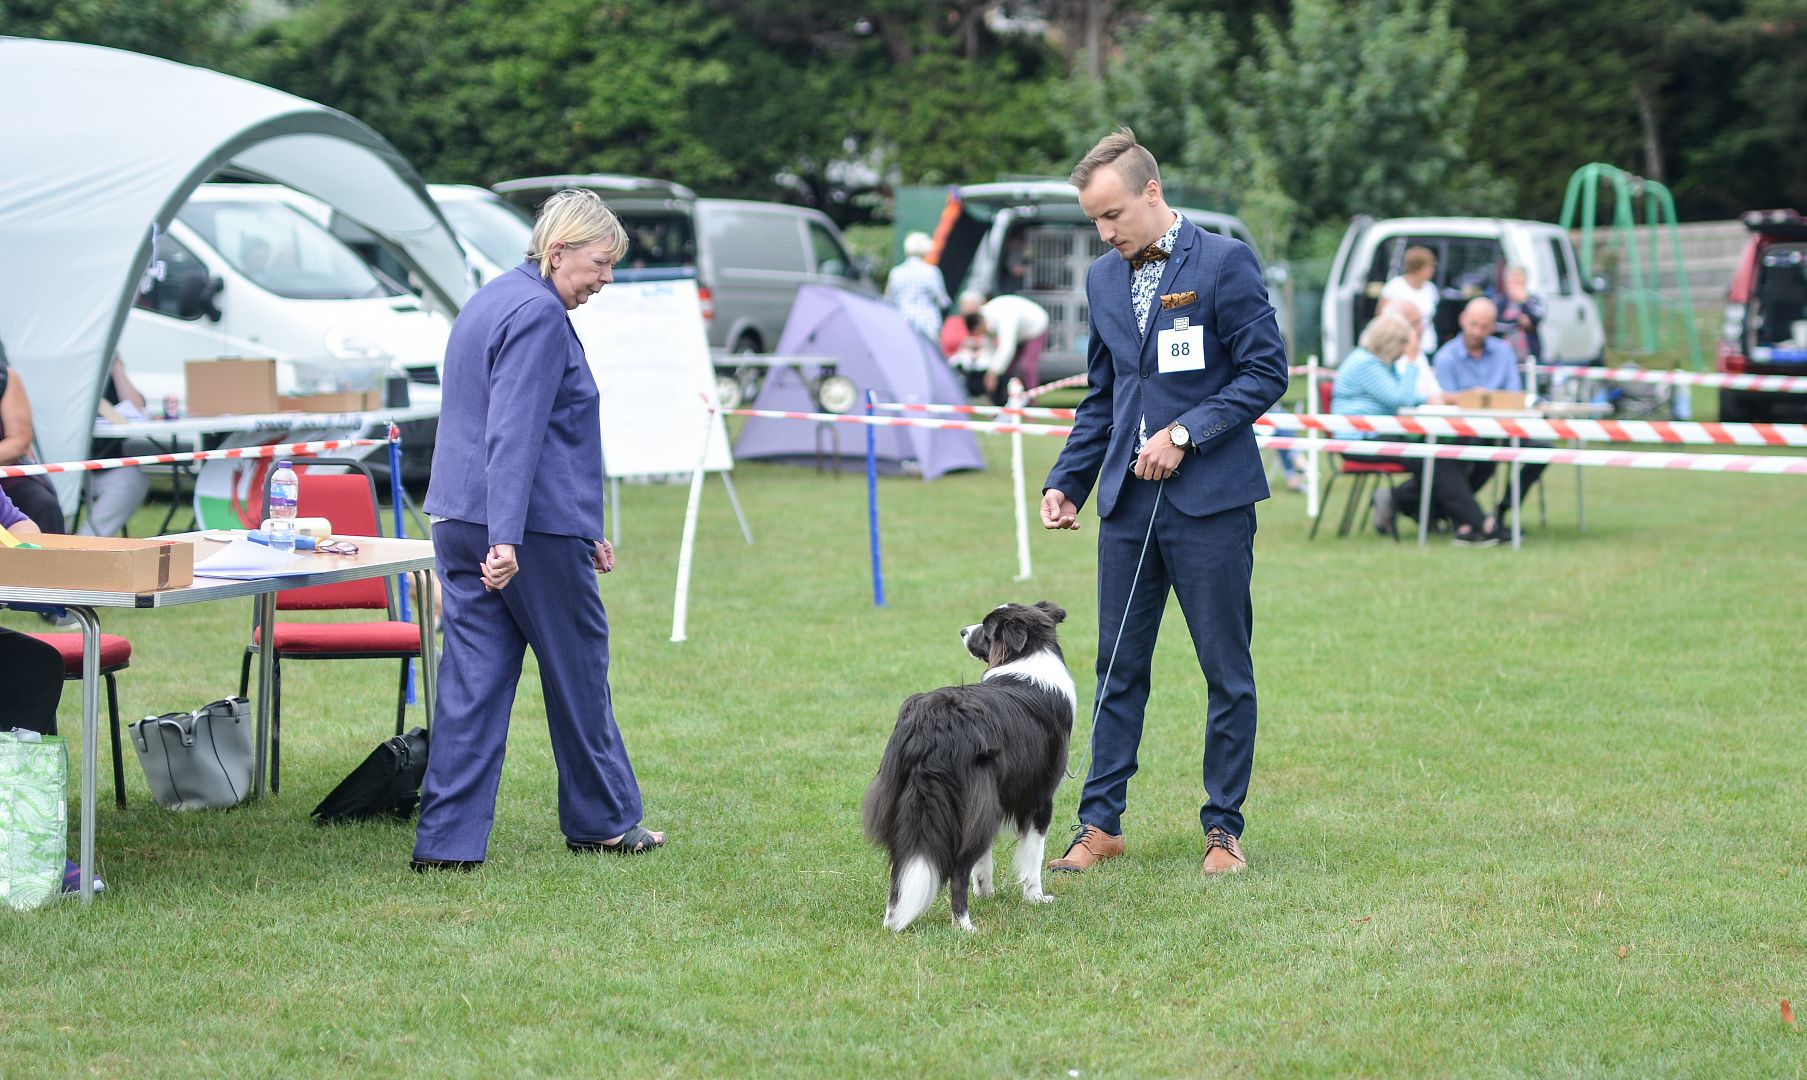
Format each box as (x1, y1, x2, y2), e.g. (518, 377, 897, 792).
(1432, 297, 1547, 526)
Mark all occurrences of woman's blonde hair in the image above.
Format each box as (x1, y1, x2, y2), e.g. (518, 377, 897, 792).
(528, 189, 628, 277)
(1357, 311, 1414, 361)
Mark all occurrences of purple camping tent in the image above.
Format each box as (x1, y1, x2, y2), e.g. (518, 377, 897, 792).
(733, 285, 985, 479)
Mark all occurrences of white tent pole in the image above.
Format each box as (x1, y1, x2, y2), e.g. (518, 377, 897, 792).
(1305, 354, 1321, 520)
(719, 472, 753, 544)
(611, 476, 622, 547)
(670, 406, 715, 643)
(1008, 377, 1032, 582)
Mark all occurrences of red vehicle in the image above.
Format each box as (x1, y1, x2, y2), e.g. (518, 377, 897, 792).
(1719, 209, 1807, 422)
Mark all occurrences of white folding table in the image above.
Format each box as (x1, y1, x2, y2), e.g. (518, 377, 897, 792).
(0, 534, 436, 904)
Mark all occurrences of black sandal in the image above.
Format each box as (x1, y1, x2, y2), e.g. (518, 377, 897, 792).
(567, 824, 664, 855)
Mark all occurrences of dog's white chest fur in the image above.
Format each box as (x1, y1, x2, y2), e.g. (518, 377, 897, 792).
(983, 649, 1077, 714)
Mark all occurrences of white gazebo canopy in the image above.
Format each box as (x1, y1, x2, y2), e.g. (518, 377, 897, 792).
(0, 37, 472, 508)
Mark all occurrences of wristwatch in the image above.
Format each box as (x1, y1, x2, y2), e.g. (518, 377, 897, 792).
(1168, 421, 1191, 448)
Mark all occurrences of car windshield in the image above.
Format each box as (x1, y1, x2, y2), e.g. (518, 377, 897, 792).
(438, 197, 533, 270)
(1757, 244, 1807, 348)
(180, 199, 392, 300)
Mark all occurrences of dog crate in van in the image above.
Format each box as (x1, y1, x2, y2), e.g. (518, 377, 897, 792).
(933, 180, 1274, 383)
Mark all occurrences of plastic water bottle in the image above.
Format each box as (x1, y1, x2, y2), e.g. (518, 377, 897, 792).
(266, 460, 299, 554)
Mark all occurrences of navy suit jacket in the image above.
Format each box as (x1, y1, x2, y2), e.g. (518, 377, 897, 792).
(1045, 217, 1290, 520)
(424, 261, 604, 546)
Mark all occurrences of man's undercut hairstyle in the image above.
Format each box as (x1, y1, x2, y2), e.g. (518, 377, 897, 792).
(1070, 126, 1161, 194)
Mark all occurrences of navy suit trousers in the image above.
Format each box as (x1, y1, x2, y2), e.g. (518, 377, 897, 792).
(413, 520, 643, 861)
(1080, 475, 1258, 838)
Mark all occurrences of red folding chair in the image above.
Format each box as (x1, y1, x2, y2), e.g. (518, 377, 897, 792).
(27, 632, 131, 808)
(236, 462, 422, 794)
(1308, 379, 1407, 541)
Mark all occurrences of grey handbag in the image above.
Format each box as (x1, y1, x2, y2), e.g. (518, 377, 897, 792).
(130, 697, 255, 810)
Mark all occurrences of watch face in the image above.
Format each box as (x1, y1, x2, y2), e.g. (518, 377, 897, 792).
(1172, 425, 1189, 446)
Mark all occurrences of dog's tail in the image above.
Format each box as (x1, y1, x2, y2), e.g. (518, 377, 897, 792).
(883, 856, 939, 932)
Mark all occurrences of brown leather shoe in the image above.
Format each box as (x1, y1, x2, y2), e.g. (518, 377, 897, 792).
(1048, 824, 1125, 873)
(1201, 827, 1247, 876)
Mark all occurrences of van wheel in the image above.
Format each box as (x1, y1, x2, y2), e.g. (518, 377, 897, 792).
(736, 367, 765, 404)
(732, 332, 762, 355)
(715, 373, 743, 410)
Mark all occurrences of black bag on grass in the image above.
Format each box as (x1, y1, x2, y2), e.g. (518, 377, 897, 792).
(311, 727, 429, 824)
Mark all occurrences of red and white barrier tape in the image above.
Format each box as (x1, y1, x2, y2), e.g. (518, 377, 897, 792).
(0, 438, 384, 479)
(1265, 435, 1807, 476)
(1024, 365, 1318, 403)
(1532, 364, 1807, 394)
(874, 401, 1077, 421)
(734, 407, 1807, 473)
(727, 408, 1073, 438)
(1260, 412, 1807, 448)
(1022, 374, 1090, 401)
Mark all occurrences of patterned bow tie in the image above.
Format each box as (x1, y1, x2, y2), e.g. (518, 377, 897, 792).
(1129, 243, 1170, 271)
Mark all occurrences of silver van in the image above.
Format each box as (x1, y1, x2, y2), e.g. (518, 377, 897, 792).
(933, 180, 1281, 383)
(1322, 216, 1605, 366)
(494, 175, 877, 357)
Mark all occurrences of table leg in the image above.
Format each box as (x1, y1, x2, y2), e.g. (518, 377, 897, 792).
(253, 591, 276, 798)
(1417, 436, 1437, 548)
(415, 569, 437, 727)
(70, 606, 101, 904)
(1575, 437, 1587, 533)
(1510, 437, 1522, 550)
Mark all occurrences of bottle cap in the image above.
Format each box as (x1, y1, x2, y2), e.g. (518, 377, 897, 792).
(277, 460, 292, 470)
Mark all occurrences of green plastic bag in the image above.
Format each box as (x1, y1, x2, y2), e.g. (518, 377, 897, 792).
(0, 730, 68, 912)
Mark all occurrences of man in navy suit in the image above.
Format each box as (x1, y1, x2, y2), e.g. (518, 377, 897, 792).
(1041, 129, 1289, 878)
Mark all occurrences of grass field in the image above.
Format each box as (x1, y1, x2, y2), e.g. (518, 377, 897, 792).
(3, 427, 1805, 1077)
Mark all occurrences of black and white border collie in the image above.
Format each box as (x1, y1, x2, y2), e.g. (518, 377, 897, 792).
(862, 601, 1077, 932)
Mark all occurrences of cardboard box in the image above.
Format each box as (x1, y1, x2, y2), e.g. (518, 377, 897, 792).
(1453, 389, 1531, 410)
(0, 535, 195, 593)
(185, 358, 278, 416)
(278, 389, 382, 413)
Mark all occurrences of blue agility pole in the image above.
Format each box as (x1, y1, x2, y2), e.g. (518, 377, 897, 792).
(387, 424, 416, 705)
(864, 390, 886, 607)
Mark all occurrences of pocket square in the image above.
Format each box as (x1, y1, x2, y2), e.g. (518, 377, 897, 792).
(1160, 291, 1197, 309)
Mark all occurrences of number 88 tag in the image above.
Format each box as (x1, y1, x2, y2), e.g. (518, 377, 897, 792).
(1156, 322, 1205, 374)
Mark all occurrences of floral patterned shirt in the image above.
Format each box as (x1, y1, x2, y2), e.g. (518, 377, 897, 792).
(1132, 213, 1183, 336)
(1132, 213, 1183, 450)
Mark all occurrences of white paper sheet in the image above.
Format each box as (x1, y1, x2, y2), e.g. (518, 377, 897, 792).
(192, 537, 313, 579)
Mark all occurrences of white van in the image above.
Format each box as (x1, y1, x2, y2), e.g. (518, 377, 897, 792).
(934, 180, 1282, 383)
(1321, 216, 1605, 366)
(427, 184, 533, 286)
(121, 184, 453, 408)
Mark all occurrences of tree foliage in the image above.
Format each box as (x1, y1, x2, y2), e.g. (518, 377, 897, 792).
(0, 0, 244, 64)
(1072, 1, 1503, 254)
(8, 0, 1803, 239)
(1454, 0, 1807, 219)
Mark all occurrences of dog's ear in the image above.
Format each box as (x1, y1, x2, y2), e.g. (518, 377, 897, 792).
(990, 617, 1033, 668)
(1034, 600, 1067, 624)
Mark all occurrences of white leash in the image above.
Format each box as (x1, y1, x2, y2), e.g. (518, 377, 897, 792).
(1068, 477, 1164, 782)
